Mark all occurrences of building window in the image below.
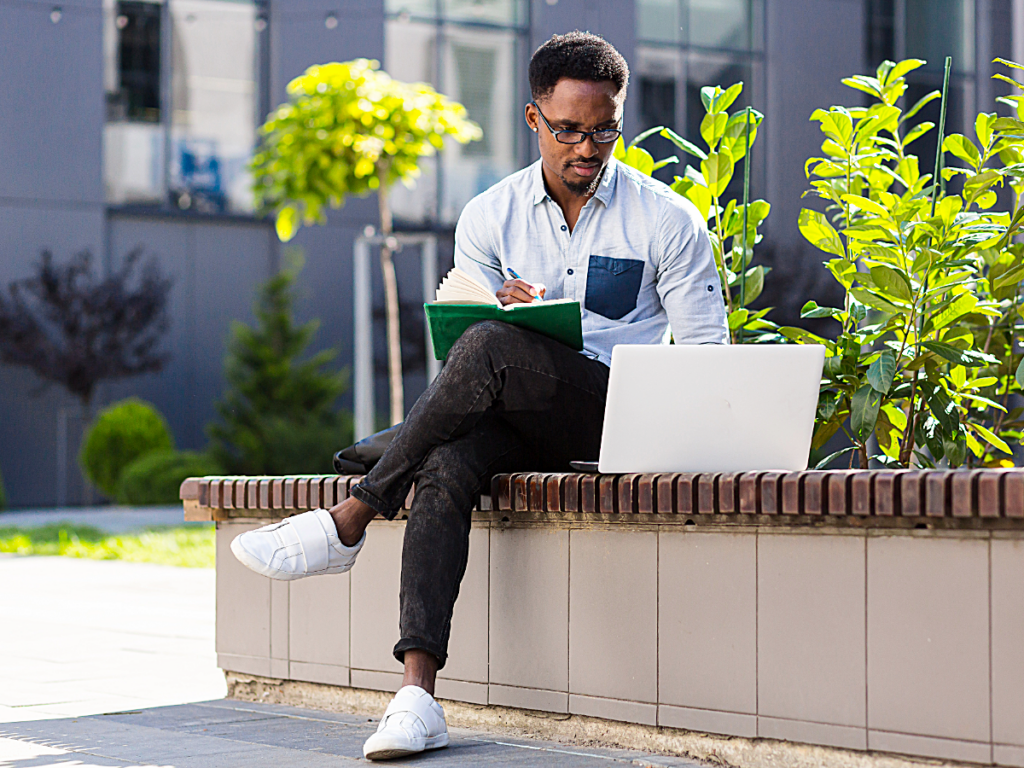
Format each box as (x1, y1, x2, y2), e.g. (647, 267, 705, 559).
(865, 0, 978, 187)
(635, 0, 765, 189)
(103, 0, 263, 214)
(385, 0, 527, 225)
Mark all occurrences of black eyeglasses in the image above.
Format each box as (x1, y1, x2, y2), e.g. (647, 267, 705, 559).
(530, 101, 622, 145)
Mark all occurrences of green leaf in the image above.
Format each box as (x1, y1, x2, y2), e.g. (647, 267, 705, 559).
(867, 350, 897, 393)
(943, 134, 981, 168)
(798, 209, 845, 257)
(841, 194, 890, 219)
(850, 287, 901, 314)
(740, 266, 765, 304)
(888, 58, 927, 82)
(976, 112, 997, 148)
(868, 264, 913, 303)
(921, 341, 998, 367)
(1015, 357, 1024, 388)
(851, 385, 882, 442)
(628, 126, 664, 149)
(994, 56, 1024, 71)
(651, 156, 679, 172)
(660, 128, 708, 160)
(926, 384, 959, 436)
(700, 85, 719, 112)
(715, 82, 744, 113)
(842, 76, 883, 98)
(728, 308, 750, 330)
(902, 90, 941, 122)
(701, 148, 735, 196)
(275, 205, 298, 242)
(814, 445, 858, 469)
(972, 422, 1012, 455)
(700, 112, 728, 150)
(903, 122, 933, 147)
(613, 136, 626, 160)
(931, 292, 977, 330)
(800, 300, 844, 320)
(623, 145, 655, 176)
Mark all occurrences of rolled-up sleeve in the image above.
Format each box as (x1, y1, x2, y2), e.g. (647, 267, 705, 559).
(654, 199, 729, 344)
(453, 197, 505, 297)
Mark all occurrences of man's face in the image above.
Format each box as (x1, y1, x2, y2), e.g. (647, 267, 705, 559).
(526, 79, 623, 197)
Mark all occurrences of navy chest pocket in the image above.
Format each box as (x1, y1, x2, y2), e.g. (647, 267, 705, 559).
(585, 255, 644, 320)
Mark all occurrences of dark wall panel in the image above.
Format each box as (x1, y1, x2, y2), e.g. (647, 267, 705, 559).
(0, 0, 104, 205)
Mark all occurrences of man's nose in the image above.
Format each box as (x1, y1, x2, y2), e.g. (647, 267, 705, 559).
(574, 135, 599, 156)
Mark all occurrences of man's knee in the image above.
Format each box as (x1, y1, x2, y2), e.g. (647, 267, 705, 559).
(447, 320, 532, 365)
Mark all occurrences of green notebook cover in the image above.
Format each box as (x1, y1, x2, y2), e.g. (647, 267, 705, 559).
(424, 300, 583, 360)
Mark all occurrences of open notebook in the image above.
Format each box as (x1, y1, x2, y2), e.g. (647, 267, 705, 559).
(424, 268, 583, 360)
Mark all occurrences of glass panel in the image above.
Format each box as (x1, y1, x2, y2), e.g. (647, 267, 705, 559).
(386, 0, 438, 20)
(689, 0, 750, 50)
(866, 0, 896, 68)
(637, 0, 682, 44)
(440, 25, 518, 222)
(905, 0, 975, 73)
(168, 0, 258, 214)
(636, 46, 683, 183)
(385, 19, 439, 222)
(103, 0, 165, 205)
(443, 0, 524, 26)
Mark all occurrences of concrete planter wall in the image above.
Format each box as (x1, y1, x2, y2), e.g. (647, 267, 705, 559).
(185, 472, 1024, 767)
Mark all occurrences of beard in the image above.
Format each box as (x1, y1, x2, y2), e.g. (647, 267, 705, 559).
(559, 163, 605, 197)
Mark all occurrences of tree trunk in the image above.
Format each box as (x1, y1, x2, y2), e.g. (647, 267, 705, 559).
(378, 187, 404, 426)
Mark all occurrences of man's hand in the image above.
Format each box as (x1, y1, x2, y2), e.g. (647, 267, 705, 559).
(497, 279, 546, 306)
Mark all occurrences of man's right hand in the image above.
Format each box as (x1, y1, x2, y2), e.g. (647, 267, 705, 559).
(497, 279, 546, 306)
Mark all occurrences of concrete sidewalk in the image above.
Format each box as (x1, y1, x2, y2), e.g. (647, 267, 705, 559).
(0, 553, 705, 766)
(0, 699, 704, 767)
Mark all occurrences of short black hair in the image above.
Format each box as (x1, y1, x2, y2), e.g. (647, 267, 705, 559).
(529, 31, 629, 103)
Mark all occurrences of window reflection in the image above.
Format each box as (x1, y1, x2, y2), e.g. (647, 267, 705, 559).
(103, 0, 259, 214)
(385, 2, 524, 225)
(905, 0, 975, 72)
(169, 0, 258, 214)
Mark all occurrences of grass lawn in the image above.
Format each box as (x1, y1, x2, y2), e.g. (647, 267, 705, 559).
(0, 524, 215, 568)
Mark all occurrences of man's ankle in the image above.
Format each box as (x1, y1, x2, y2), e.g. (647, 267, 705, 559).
(329, 497, 375, 547)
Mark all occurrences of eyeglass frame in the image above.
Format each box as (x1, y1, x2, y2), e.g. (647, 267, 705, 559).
(528, 100, 622, 145)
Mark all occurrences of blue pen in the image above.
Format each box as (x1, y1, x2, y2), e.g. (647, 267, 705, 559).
(506, 267, 543, 300)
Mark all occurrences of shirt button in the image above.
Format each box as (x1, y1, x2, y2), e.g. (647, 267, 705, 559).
(560, 225, 567, 231)
(567, 268, 574, 275)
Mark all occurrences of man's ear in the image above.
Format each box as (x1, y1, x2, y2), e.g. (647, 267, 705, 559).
(524, 103, 539, 133)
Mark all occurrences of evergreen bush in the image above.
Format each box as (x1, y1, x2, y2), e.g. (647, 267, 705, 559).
(80, 398, 173, 497)
(207, 256, 352, 475)
(117, 449, 222, 506)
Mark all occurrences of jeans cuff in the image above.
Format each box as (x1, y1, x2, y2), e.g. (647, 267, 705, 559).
(393, 637, 448, 671)
(349, 484, 398, 521)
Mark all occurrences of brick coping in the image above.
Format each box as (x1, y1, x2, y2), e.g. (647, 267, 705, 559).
(180, 469, 1024, 527)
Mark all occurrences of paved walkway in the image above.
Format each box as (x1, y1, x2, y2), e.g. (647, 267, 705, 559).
(0, 699, 703, 767)
(0, 553, 703, 766)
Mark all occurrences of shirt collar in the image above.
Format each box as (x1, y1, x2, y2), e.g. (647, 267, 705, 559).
(530, 157, 619, 206)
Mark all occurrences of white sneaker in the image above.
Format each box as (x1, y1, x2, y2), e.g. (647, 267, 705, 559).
(363, 685, 449, 761)
(229, 508, 364, 581)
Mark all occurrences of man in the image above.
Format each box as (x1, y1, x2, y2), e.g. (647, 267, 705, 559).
(230, 31, 726, 761)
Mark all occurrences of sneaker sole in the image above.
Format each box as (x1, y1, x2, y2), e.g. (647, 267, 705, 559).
(364, 733, 449, 761)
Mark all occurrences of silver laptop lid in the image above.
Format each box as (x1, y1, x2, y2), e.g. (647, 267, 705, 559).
(597, 344, 825, 474)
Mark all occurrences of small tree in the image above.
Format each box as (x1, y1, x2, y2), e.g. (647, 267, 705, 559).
(251, 58, 481, 426)
(0, 249, 170, 404)
(207, 255, 352, 474)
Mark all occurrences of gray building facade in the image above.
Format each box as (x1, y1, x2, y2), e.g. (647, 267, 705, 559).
(0, 0, 1018, 507)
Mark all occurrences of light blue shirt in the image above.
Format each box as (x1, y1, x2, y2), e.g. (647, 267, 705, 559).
(453, 157, 729, 367)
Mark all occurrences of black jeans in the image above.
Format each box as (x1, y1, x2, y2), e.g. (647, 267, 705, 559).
(350, 321, 609, 668)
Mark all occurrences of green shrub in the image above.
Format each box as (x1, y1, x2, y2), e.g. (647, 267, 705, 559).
(208, 257, 352, 474)
(80, 398, 173, 497)
(117, 449, 222, 506)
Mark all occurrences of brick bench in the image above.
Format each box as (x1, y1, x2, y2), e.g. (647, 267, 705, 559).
(181, 470, 1024, 767)
(181, 469, 1024, 525)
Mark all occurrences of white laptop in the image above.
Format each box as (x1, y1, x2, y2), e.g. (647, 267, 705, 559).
(588, 344, 825, 474)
